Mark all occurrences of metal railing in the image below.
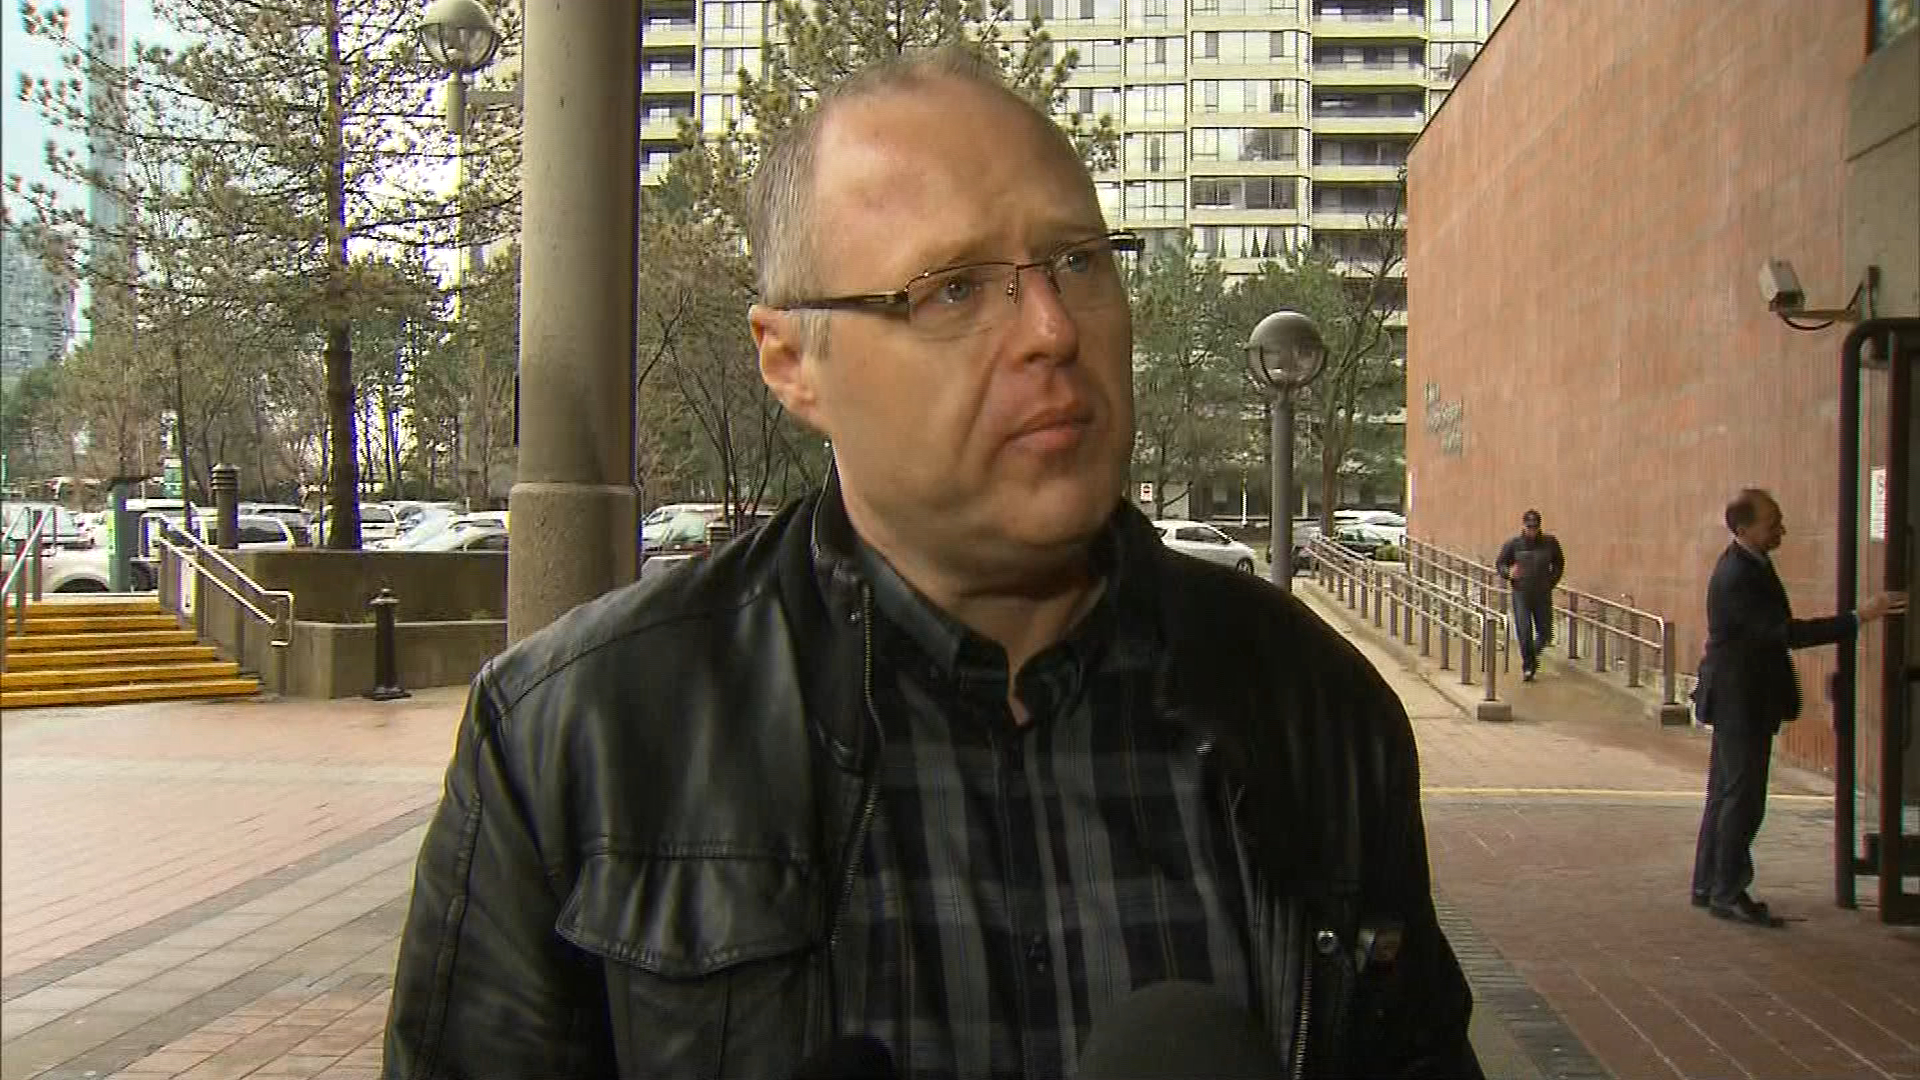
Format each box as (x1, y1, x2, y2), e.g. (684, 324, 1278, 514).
(1402, 536, 1685, 712)
(1309, 536, 1508, 707)
(142, 514, 294, 694)
(1, 508, 56, 667)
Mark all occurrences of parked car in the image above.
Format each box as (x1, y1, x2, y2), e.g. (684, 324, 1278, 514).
(640, 506, 774, 579)
(1153, 519, 1259, 573)
(0, 545, 134, 593)
(408, 526, 508, 552)
(1329, 525, 1391, 560)
(203, 514, 309, 550)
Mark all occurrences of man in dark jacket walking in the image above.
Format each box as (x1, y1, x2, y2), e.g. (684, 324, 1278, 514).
(1690, 488, 1904, 925)
(383, 47, 1478, 1079)
(1495, 509, 1564, 681)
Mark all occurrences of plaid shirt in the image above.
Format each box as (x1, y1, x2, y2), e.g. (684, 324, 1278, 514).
(834, 536, 1253, 1078)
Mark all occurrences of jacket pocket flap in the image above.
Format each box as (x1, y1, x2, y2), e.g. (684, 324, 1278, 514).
(555, 853, 815, 980)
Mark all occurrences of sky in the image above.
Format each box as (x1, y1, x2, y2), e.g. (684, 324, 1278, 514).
(2, 0, 174, 212)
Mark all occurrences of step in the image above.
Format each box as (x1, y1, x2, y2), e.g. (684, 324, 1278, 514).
(3, 629, 199, 652)
(1, 661, 241, 691)
(0, 595, 163, 618)
(2, 645, 222, 671)
(0, 677, 260, 710)
(12, 614, 180, 635)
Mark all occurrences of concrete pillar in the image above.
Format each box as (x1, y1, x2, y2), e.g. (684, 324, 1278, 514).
(509, 0, 641, 643)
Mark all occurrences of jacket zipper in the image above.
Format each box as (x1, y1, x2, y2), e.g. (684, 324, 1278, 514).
(827, 585, 880, 956)
(1218, 761, 1314, 1080)
(1292, 927, 1314, 1080)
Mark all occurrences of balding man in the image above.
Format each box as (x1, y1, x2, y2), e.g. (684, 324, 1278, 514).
(1691, 488, 1904, 926)
(385, 48, 1478, 1078)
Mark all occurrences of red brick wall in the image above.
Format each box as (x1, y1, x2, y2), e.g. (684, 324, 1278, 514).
(1405, 0, 1880, 773)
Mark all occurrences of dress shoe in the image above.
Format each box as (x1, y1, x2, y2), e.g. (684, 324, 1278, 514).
(1693, 890, 1767, 912)
(1708, 895, 1784, 928)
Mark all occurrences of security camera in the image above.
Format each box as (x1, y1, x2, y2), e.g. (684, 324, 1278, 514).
(1759, 258, 1805, 314)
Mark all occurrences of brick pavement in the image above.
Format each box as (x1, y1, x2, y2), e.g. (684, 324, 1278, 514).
(1301, 582, 1920, 1080)
(4, 597, 1917, 1079)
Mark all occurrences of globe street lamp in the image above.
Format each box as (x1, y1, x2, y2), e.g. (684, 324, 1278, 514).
(418, 0, 516, 284)
(1246, 310, 1327, 590)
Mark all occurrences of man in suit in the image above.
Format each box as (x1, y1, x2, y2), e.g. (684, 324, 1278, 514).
(1690, 488, 1905, 926)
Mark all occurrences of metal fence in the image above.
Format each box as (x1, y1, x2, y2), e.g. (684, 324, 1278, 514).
(1402, 536, 1686, 716)
(1309, 536, 1508, 711)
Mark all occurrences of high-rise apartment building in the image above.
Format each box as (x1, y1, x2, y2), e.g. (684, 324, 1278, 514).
(636, 0, 1501, 349)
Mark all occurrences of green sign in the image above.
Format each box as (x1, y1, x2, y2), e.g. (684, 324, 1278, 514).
(162, 457, 183, 499)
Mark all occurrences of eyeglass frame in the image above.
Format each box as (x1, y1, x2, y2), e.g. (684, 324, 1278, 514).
(765, 230, 1146, 323)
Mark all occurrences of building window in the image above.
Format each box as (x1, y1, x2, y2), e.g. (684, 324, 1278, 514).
(1192, 224, 1304, 260)
(699, 93, 739, 133)
(701, 1, 763, 41)
(1127, 36, 1184, 76)
(1067, 38, 1124, 74)
(701, 47, 761, 89)
(1189, 126, 1299, 164)
(1130, 0, 1181, 27)
(1194, 30, 1306, 63)
(1192, 0, 1299, 12)
(1124, 131, 1186, 172)
(1123, 180, 1185, 221)
(1192, 79, 1303, 115)
(1058, 86, 1122, 122)
(1190, 176, 1301, 210)
(1096, 181, 1123, 224)
(1124, 83, 1186, 124)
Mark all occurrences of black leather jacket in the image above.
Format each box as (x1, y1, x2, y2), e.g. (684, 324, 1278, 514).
(383, 489, 1480, 1079)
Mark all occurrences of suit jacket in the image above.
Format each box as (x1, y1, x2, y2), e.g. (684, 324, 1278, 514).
(1694, 542, 1855, 734)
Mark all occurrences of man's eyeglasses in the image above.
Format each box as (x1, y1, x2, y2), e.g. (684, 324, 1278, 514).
(771, 231, 1143, 342)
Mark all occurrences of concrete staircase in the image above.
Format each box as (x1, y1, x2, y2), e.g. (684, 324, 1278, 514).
(1, 595, 259, 709)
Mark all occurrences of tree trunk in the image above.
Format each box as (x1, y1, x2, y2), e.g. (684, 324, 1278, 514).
(321, 0, 361, 548)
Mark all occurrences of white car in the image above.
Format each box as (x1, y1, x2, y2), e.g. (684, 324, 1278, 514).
(1153, 519, 1259, 573)
(1335, 509, 1406, 546)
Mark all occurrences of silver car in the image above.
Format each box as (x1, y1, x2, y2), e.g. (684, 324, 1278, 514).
(1153, 519, 1259, 573)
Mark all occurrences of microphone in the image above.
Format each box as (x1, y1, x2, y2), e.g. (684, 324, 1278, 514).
(791, 1034, 896, 1079)
(1077, 981, 1284, 1079)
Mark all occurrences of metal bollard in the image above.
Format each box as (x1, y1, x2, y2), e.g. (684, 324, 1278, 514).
(1459, 623, 1475, 686)
(1482, 617, 1499, 702)
(1420, 600, 1432, 657)
(1440, 621, 1452, 670)
(1593, 607, 1610, 675)
(1661, 622, 1679, 706)
(1627, 613, 1643, 688)
(365, 589, 411, 701)
(1564, 596, 1581, 661)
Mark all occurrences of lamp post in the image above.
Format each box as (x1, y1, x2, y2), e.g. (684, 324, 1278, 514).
(419, 0, 518, 507)
(417, 0, 514, 287)
(1246, 310, 1327, 590)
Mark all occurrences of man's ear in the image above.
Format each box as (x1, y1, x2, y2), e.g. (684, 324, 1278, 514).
(750, 304, 826, 431)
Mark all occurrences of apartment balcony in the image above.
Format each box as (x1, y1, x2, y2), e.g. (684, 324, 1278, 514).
(641, 114, 693, 142)
(1310, 63, 1428, 88)
(641, 18, 697, 48)
(1311, 161, 1403, 183)
(1308, 14, 1428, 39)
(1189, 13, 1309, 31)
(1328, 255, 1407, 279)
(1311, 208, 1404, 230)
(1189, 59, 1309, 80)
(641, 65, 698, 94)
(1188, 206, 1306, 226)
(1188, 158, 1311, 178)
(1310, 113, 1425, 135)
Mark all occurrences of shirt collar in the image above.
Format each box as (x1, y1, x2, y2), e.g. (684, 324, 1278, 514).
(844, 505, 1161, 682)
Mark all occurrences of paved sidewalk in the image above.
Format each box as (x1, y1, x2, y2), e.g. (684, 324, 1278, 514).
(1299, 581, 1920, 1080)
(5, 591, 1917, 1079)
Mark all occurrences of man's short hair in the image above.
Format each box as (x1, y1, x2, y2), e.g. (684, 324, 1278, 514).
(1725, 488, 1775, 533)
(745, 44, 1085, 354)
(1521, 509, 1541, 527)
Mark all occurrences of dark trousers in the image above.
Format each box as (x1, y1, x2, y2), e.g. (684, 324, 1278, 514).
(1691, 723, 1775, 905)
(1511, 591, 1553, 669)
